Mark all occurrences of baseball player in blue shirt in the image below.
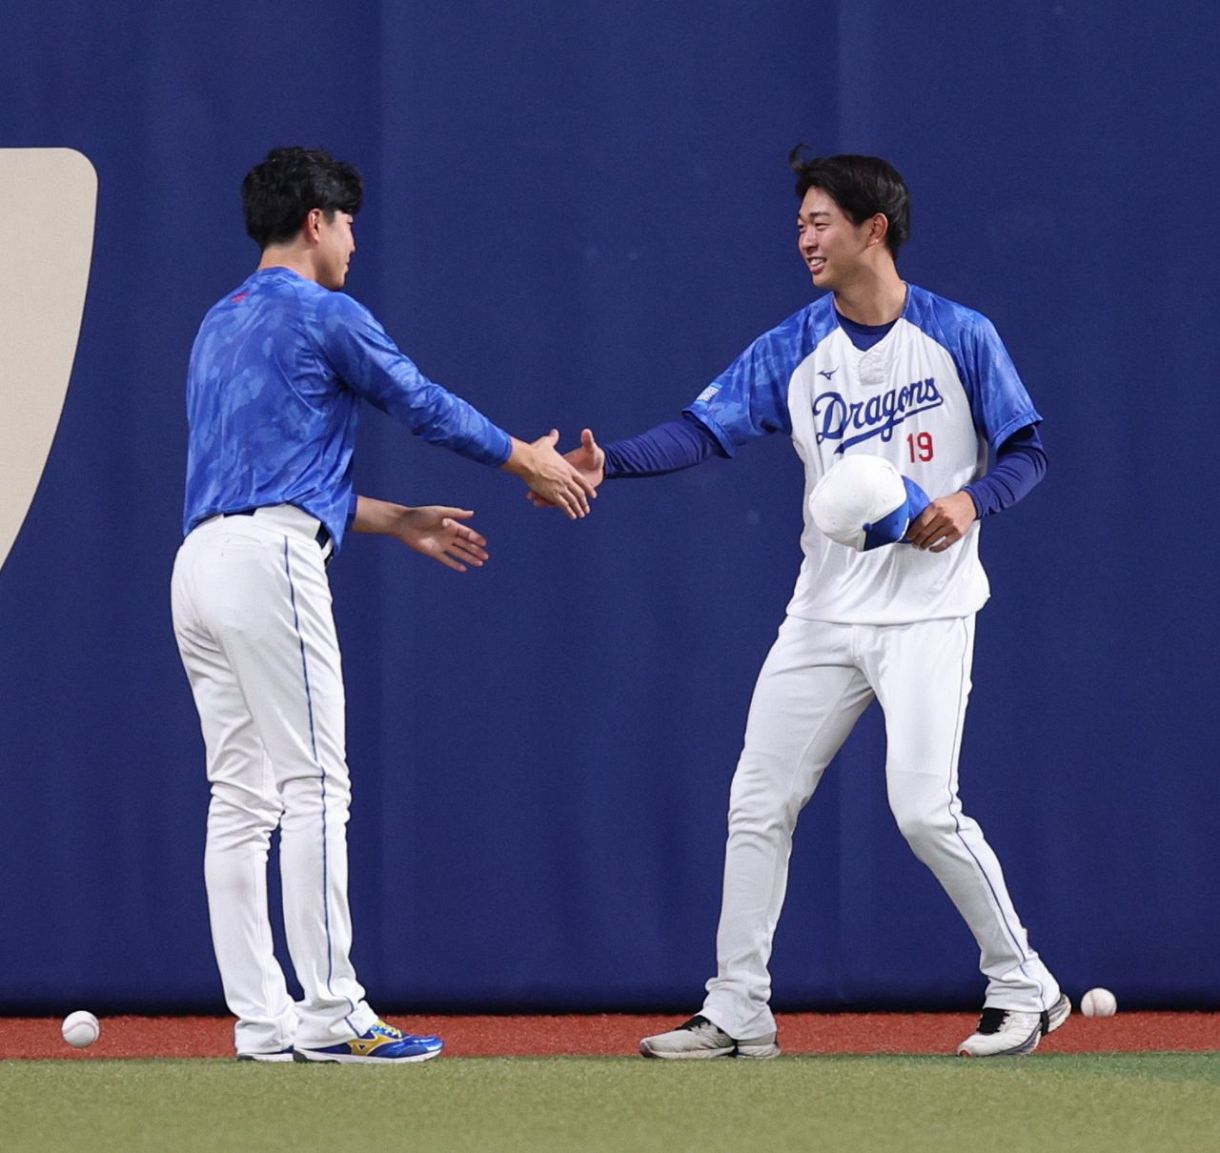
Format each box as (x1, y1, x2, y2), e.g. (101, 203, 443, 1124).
(544, 150, 1069, 1058)
(171, 147, 595, 1063)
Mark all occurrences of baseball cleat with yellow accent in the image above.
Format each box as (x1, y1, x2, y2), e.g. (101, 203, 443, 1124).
(293, 1019, 443, 1064)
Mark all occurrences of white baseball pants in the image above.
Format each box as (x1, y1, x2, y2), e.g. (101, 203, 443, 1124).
(702, 613, 1060, 1040)
(171, 505, 377, 1054)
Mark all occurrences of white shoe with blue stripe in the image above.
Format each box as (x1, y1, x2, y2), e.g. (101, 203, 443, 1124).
(957, 993, 1072, 1057)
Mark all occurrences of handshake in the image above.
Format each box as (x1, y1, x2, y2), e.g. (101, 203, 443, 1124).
(504, 428, 605, 519)
(364, 427, 606, 576)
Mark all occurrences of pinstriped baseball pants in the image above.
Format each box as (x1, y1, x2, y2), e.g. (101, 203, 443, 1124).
(171, 506, 377, 1055)
(701, 613, 1060, 1040)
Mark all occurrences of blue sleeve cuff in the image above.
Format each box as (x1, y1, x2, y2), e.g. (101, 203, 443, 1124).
(603, 413, 725, 478)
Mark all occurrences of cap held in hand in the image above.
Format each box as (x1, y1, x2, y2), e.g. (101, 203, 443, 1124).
(809, 454, 930, 552)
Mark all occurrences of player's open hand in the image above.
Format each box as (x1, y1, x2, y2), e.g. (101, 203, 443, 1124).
(906, 491, 978, 553)
(386, 505, 489, 572)
(527, 428, 605, 509)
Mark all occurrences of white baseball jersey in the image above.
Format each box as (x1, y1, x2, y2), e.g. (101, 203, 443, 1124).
(686, 284, 1041, 625)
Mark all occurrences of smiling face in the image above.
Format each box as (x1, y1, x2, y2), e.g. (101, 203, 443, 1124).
(796, 186, 884, 294)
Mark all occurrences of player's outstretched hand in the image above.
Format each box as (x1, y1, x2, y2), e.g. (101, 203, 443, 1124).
(906, 491, 978, 553)
(527, 428, 605, 509)
(355, 496, 489, 572)
(504, 429, 597, 519)
(385, 505, 489, 572)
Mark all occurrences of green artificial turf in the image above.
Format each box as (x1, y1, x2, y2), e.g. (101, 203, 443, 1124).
(2, 1054, 1217, 1153)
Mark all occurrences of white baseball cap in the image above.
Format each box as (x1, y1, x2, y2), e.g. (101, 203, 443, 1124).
(808, 454, 930, 551)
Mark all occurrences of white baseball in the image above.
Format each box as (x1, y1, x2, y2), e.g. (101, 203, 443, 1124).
(1080, 988, 1117, 1018)
(61, 1010, 101, 1048)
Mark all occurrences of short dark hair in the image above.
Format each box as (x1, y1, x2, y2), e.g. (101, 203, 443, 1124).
(789, 147, 910, 256)
(241, 147, 363, 249)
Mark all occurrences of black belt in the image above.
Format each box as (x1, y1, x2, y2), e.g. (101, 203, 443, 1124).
(225, 508, 331, 550)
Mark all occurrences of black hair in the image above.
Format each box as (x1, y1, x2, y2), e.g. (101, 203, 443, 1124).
(241, 147, 363, 249)
(789, 146, 910, 256)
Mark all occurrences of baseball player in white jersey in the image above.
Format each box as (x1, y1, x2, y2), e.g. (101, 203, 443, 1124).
(545, 150, 1069, 1057)
(171, 147, 594, 1063)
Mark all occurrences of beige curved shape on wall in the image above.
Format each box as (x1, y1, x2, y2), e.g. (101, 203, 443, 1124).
(0, 148, 97, 573)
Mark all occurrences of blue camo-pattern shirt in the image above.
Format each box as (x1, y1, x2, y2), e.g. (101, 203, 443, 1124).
(182, 267, 513, 550)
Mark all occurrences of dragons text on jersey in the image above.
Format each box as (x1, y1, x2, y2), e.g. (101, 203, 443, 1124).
(685, 284, 1040, 625)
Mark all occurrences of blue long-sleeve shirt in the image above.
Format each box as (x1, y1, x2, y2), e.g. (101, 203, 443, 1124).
(183, 267, 513, 550)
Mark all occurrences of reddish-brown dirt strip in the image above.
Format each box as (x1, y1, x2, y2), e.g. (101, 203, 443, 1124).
(2, 1012, 1216, 1060)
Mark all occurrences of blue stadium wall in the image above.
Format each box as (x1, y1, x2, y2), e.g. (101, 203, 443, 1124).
(2, 0, 1218, 1013)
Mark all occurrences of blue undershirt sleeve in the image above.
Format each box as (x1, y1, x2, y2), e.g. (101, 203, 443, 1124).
(602, 413, 727, 478)
(962, 424, 1047, 518)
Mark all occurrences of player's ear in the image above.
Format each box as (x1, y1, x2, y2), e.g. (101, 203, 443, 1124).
(867, 213, 889, 249)
(302, 208, 324, 244)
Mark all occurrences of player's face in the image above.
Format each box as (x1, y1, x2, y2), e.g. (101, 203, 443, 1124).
(317, 210, 356, 290)
(796, 188, 875, 292)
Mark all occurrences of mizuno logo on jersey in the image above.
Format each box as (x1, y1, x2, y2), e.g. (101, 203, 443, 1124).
(812, 377, 944, 452)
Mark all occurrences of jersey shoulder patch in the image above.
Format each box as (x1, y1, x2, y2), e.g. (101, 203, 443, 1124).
(685, 297, 838, 450)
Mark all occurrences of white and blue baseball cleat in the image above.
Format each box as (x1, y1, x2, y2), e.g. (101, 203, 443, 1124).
(957, 993, 1071, 1057)
(293, 1019, 444, 1064)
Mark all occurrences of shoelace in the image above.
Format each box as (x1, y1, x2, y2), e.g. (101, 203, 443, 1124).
(975, 1008, 1009, 1035)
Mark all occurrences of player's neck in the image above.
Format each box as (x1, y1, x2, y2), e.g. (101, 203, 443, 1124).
(833, 269, 907, 326)
(257, 241, 322, 284)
